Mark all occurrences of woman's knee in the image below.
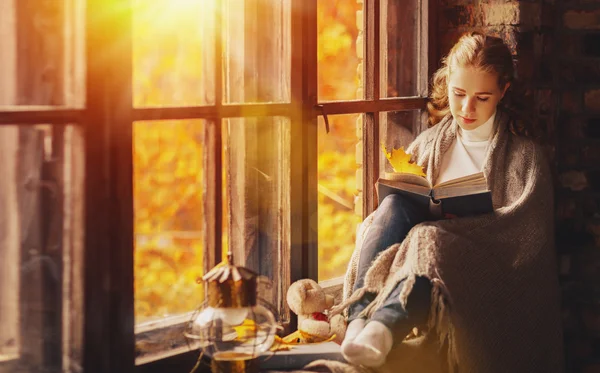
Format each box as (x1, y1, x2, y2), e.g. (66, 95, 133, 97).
(379, 194, 407, 212)
(378, 194, 422, 221)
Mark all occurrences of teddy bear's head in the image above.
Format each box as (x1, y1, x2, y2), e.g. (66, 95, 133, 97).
(287, 279, 334, 315)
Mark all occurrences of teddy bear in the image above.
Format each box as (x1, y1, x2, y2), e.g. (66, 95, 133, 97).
(286, 279, 346, 344)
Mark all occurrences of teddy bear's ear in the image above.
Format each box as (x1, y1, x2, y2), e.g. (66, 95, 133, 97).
(286, 279, 321, 314)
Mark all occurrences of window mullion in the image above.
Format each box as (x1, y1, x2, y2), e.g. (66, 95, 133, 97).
(84, 0, 134, 372)
(204, 3, 224, 273)
(287, 0, 319, 298)
(215, 4, 223, 111)
(213, 0, 223, 267)
(133, 103, 294, 122)
(0, 108, 83, 125)
(364, 0, 379, 102)
(317, 97, 426, 116)
(203, 120, 222, 273)
(374, 0, 381, 102)
(283, 0, 317, 332)
(426, 0, 436, 97)
(363, 112, 379, 217)
(304, 0, 319, 285)
(363, 0, 381, 217)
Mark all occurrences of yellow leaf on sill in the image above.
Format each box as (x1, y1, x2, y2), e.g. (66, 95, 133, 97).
(233, 319, 258, 340)
(278, 330, 337, 346)
(381, 144, 425, 177)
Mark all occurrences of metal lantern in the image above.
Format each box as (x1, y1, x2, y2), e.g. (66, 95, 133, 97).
(185, 253, 277, 373)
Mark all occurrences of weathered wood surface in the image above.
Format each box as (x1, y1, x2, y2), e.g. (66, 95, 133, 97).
(0, 127, 21, 361)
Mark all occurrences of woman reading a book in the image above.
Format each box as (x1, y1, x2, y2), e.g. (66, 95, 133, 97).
(331, 32, 563, 372)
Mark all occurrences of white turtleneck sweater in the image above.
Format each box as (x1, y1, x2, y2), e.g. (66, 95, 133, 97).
(435, 112, 496, 185)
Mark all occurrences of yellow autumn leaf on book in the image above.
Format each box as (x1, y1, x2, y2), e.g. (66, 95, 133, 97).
(381, 144, 425, 177)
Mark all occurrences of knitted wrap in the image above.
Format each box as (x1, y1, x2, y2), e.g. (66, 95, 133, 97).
(330, 111, 563, 373)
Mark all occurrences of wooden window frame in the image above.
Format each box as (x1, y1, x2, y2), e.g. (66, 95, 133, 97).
(0, 0, 85, 371)
(317, 0, 435, 218)
(315, 0, 436, 289)
(0, 0, 437, 372)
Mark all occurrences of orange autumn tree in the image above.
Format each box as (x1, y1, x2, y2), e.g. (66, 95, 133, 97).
(133, 0, 209, 321)
(133, 0, 361, 320)
(317, 0, 362, 280)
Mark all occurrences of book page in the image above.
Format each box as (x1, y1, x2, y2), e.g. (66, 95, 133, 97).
(431, 172, 489, 199)
(433, 172, 485, 189)
(432, 183, 488, 199)
(378, 179, 431, 197)
(382, 171, 431, 188)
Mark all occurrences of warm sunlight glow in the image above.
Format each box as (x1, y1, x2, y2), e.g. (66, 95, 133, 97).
(133, 0, 218, 34)
(132, 0, 218, 107)
(167, 0, 219, 16)
(168, 0, 203, 8)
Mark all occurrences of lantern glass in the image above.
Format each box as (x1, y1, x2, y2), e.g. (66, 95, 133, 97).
(188, 304, 277, 361)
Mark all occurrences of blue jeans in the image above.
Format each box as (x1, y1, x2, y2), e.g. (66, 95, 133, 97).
(348, 194, 432, 335)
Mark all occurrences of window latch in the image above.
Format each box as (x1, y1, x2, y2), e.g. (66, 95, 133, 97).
(315, 104, 330, 134)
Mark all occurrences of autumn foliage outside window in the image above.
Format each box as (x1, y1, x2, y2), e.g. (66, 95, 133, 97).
(133, 0, 361, 322)
(133, 0, 211, 322)
(317, 1, 362, 281)
(0, 0, 427, 370)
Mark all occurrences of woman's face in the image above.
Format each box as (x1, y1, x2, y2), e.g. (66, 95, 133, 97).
(447, 66, 509, 130)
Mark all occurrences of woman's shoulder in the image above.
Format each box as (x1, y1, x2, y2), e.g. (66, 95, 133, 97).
(419, 123, 445, 140)
(507, 131, 545, 154)
(408, 116, 449, 150)
(505, 131, 550, 169)
(498, 110, 543, 152)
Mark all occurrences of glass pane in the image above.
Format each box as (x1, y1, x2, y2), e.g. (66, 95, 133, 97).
(0, 1, 86, 108)
(133, 0, 215, 107)
(223, 117, 290, 319)
(133, 120, 207, 325)
(0, 125, 84, 373)
(380, 0, 423, 98)
(318, 115, 361, 281)
(318, 0, 363, 101)
(379, 110, 424, 175)
(222, 0, 291, 104)
(134, 120, 234, 364)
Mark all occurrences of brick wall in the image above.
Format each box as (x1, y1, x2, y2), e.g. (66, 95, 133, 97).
(557, 2, 600, 372)
(438, 1, 600, 372)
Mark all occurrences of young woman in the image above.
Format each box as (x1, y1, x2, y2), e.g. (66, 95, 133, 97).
(333, 32, 563, 372)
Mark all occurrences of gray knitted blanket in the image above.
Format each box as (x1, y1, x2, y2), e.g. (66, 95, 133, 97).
(323, 111, 564, 373)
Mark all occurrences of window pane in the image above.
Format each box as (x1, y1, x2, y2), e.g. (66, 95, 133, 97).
(379, 110, 425, 175)
(222, 0, 291, 104)
(224, 117, 290, 320)
(318, 115, 361, 281)
(134, 120, 233, 364)
(0, 125, 84, 373)
(318, 0, 363, 102)
(133, 120, 207, 325)
(380, 0, 424, 98)
(0, 0, 85, 108)
(133, 0, 215, 107)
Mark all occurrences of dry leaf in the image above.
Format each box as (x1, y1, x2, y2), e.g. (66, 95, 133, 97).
(381, 144, 425, 177)
(233, 319, 258, 340)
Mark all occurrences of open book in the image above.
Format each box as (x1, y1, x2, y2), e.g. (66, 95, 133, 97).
(376, 171, 493, 218)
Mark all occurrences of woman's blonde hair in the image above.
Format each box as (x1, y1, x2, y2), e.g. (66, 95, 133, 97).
(427, 31, 530, 136)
